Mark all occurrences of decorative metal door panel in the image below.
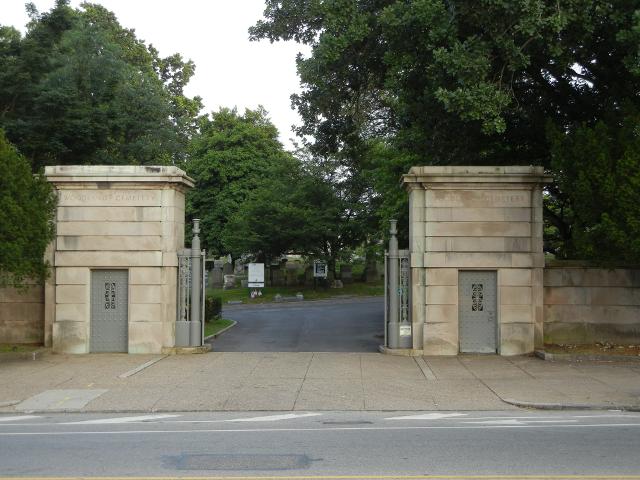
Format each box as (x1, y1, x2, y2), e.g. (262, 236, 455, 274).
(91, 270, 128, 352)
(459, 271, 497, 353)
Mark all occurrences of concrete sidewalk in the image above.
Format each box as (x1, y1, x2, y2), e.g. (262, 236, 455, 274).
(1, 351, 639, 413)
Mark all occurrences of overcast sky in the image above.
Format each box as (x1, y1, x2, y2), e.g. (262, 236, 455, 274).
(3, 0, 309, 149)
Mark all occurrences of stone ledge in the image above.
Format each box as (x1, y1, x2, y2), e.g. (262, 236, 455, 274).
(378, 345, 424, 357)
(403, 165, 552, 186)
(535, 349, 640, 363)
(161, 345, 211, 355)
(45, 165, 195, 188)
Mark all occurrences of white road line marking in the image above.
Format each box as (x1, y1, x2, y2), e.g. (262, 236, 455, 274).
(385, 413, 467, 420)
(0, 414, 632, 428)
(463, 419, 577, 425)
(464, 419, 525, 425)
(63, 414, 180, 425)
(1, 422, 640, 436)
(0, 415, 41, 423)
(521, 420, 579, 423)
(226, 413, 322, 422)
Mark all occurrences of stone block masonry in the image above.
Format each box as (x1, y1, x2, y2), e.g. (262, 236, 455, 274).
(543, 266, 640, 345)
(0, 281, 44, 344)
(404, 166, 552, 356)
(44, 165, 193, 354)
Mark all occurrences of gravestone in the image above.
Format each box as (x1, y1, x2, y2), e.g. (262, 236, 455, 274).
(340, 265, 353, 284)
(285, 269, 299, 286)
(210, 267, 224, 288)
(271, 268, 285, 287)
(223, 274, 236, 290)
(304, 266, 315, 287)
(364, 261, 379, 283)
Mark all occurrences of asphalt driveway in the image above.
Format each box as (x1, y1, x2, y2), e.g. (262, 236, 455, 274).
(209, 297, 383, 352)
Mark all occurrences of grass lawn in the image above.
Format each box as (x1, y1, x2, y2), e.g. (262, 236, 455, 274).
(0, 344, 40, 353)
(207, 281, 384, 305)
(204, 318, 235, 338)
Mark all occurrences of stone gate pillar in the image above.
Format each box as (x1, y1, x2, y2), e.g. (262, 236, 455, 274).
(403, 166, 552, 355)
(44, 166, 194, 354)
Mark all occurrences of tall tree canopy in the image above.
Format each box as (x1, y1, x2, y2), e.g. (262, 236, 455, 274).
(188, 108, 366, 265)
(0, 0, 202, 170)
(222, 156, 368, 269)
(251, 0, 640, 261)
(186, 107, 297, 255)
(0, 131, 56, 287)
(221, 162, 343, 264)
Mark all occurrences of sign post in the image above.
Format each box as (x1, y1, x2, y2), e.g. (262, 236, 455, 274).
(313, 260, 328, 288)
(248, 263, 265, 299)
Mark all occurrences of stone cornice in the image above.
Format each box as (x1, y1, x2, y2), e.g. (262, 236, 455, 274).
(403, 166, 552, 189)
(44, 165, 195, 188)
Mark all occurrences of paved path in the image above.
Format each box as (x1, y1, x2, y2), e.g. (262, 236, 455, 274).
(2, 410, 640, 477)
(1, 351, 639, 413)
(212, 297, 383, 352)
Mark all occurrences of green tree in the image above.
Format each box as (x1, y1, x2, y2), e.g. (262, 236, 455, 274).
(0, 0, 202, 169)
(186, 107, 295, 255)
(251, 1, 640, 258)
(0, 131, 56, 287)
(548, 114, 640, 263)
(222, 160, 359, 272)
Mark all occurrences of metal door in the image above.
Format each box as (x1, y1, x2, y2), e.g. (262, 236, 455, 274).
(458, 271, 497, 353)
(91, 270, 128, 352)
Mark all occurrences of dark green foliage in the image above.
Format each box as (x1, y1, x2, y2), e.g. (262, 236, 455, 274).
(0, 131, 56, 287)
(186, 107, 296, 255)
(221, 161, 349, 264)
(251, 1, 640, 259)
(0, 0, 202, 169)
(205, 295, 222, 322)
(548, 116, 640, 263)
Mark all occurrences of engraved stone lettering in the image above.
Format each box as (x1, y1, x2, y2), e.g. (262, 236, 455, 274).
(60, 191, 155, 204)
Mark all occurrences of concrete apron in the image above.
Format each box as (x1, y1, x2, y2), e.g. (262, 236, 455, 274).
(1, 352, 639, 413)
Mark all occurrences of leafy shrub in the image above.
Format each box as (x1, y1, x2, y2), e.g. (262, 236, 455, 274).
(205, 295, 222, 322)
(0, 131, 56, 287)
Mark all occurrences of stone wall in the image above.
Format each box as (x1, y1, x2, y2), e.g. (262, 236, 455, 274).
(544, 266, 640, 345)
(0, 281, 44, 344)
(45, 166, 193, 354)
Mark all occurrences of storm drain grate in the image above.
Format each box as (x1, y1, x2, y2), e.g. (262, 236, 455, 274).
(174, 454, 310, 471)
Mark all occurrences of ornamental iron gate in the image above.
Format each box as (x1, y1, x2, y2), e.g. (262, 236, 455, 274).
(384, 220, 412, 349)
(175, 219, 206, 347)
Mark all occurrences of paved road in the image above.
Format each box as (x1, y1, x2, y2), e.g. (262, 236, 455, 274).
(1, 410, 640, 477)
(210, 297, 384, 352)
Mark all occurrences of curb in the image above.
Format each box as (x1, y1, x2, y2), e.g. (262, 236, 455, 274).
(222, 296, 383, 311)
(501, 397, 640, 412)
(378, 345, 424, 357)
(204, 320, 237, 341)
(161, 345, 211, 355)
(535, 349, 640, 363)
